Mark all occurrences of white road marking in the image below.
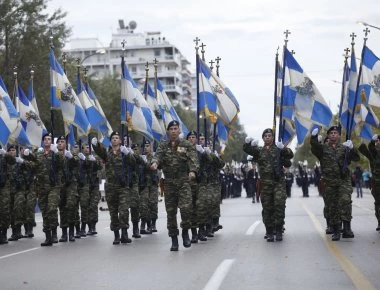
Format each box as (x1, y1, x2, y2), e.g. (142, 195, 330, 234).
(203, 259, 235, 290)
(0, 247, 40, 260)
(245, 221, 261, 235)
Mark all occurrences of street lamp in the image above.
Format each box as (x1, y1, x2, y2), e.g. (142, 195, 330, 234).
(80, 48, 106, 65)
(357, 21, 380, 31)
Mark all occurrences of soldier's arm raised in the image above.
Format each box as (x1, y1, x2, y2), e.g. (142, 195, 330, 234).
(310, 135, 323, 159)
(92, 143, 108, 162)
(349, 147, 360, 162)
(368, 140, 377, 158)
(358, 143, 373, 161)
(243, 143, 260, 162)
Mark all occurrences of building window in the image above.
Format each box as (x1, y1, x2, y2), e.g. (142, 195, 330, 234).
(154, 49, 161, 57)
(131, 66, 137, 73)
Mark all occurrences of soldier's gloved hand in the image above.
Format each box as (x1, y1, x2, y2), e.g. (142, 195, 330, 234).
(251, 139, 259, 147)
(276, 141, 284, 149)
(188, 171, 196, 180)
(91, 137, 98, 146)
(120, 145, 132, 155)
(245, 137, 253, 144)
(317, 135, 322, 142)
(151, 162, 158, 170)
(372, 134, 378, 141)
(342, 140, 353, 149)
(78, 152, 86, 161)
(214, 150, 219, 157)
(16, 157, 24, 164)
(65, 150, 73, 159)
(23, 148, 30, 156)
(0, 148, 6, 155)
(141, 155, 147, 163)
(50, 144, 58, 153)
(88, 154, 96, 162)
(204, 147, 211, 154)
(179, 133, 184, 139)
(37, 147, 44, 153)
(196, 144, 204, 154)
(247, 155, 253, 161)
(311, 128, 319, 136)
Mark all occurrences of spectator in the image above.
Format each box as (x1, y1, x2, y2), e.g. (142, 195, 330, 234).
(354, 166, 363, 198)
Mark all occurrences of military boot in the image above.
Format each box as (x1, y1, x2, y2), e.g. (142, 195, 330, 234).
(132, 222, 141, 238)
(140, 220, 147, 234)
(75, 225, 81, 239)
(332, 225, 341, 241)
(113, 230, 120, 245)
(325, 219, 333, 234)
(87, 223, 94, 235)
(151, 219, 157, 232)
(170, 235, 179, 251)
(40, 231, 53, 247)
(51, 227, 58, 243)
(266, 227, 274, 242)
(23, 224, 29, 238)
(342, 221, 355, 238)
(121, 228, 132, 244)
(26, 223, 34, 238)
(80, 223, 87, 237)
(205, 223, 214, 238)
(0, 228, 8, 244)
(8, 227, 19, 241)
(198, 225, 207, 241)
(69, 226, 76, 242)
(275, 225, 283, 241)
(92, 223, 97, 235)
(216, 218, 223, 231)
(191, 228, 198, 243)
(59, 227, 68, 242)
(182, 229, 191, 248)
(376, 220, 380, 231)
(146, 220, 153, 234)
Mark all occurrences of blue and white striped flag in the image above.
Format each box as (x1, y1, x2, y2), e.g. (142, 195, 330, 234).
(49, 49, 90, 134)
(121, 63, 163, 141)
(144, 83, 166, 137)
(0, 76, 18, 146)
(27, 78, 39, 115)
(359, 46, 380, 108)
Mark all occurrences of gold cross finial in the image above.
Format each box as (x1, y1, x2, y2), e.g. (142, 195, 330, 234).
(200, 43, 206, 61)
(209, 60, 215, 71)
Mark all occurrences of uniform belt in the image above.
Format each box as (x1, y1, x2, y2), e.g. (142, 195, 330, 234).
(164, 171, 187, 179)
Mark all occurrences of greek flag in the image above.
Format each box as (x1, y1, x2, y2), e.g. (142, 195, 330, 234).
(144, 83, 166, 136)
(294, 116, 319, 145)
(156, 78, 189, 136)
(27, 79, 39, 115)
(0, 77, 18, 146)
(359, 46, 380, 108)
(16, 84, 47, 148)
(121, 63, 163, 141)
(198, 58, 239, 125)
(283, 47, 332, 144)
(49, 49, 90, 133)
(339, 58, 352, 131)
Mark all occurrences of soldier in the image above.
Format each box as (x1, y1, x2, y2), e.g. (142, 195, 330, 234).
(358, 134, 380, 231)
(298, 161, 309, 197)
(0, 147, 16, 244)
(310, 126, 360, 241)
(92, 131, 135, 245)
(284, 168, 294, 198)
(243, 128, 293, 242)
(151, 120, 199, 251)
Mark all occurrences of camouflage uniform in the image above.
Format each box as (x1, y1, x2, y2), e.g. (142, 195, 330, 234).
(23, 162, 37, 235)
(86, 154, 102, 234)
(243, 142, 293, 238)
(129, 152, 144, 237)
(209, 153, 225, 231)
(152, 139, 199, 237)
(310, 135, 360, 238)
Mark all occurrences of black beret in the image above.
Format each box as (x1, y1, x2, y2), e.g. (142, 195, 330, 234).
(110, 131, 120, 139)
(186, 130, 197, 139)
(262, 128, 274, 138)
(42, 132, 53, 141)
(144, 140, 151, 145)
(131, 143, 139, 150)
(199, 133, 204, 137)
(167, 120, 179, 130)
(327, 126, 340, 135)
(7, 144, 16, 151)
(56, 135, 66, 143)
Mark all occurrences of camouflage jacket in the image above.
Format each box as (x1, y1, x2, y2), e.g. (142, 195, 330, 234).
(152, 138, 199, 180)
(0, 154, 16, 187)
(208, 153, 225, 185)
(359, 141, 380, 177)
(9, 160, 34, 191)
(139, 153, 159, 187)
(73, 153, 102, 188)
(243, 142, 293, 181)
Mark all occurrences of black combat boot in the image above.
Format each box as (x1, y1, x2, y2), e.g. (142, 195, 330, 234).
(113, 230, 120, 245)
(132, 222, 141, 238)
(87, 223, 94, 235)
(40, 231, 53, 247)
(0, 228, 8, 244)
(376, 220, 380, 231)
(80, 223, 87, 237)
(26, 223, 34, 238)
(275, 225, 283, 241)
(92, 223, 97, 235)
(198, 225, 207, 241)
(266, 227, 274, 242)
(325, 219, 333, 234)
(332, 225, 341, 241)
(8, 227, 19, 241)
(205, 223, 214, 238)
(191, 228, 198, 243)
(151, 219, 157, 232)
(69, 226, 75, 242)
(121, 228, 132, 244)
(75, 225, 81, 239)
(182, 229, 191, 248)
(342, 221, 355, 238)
(146, 220, 152, 234)
(170, 235, 179, 251)
(59, 227, 68, 242)
(140, 220, 147, 234)
(51, 227, 58, 243)
(23, 224, 29, 238)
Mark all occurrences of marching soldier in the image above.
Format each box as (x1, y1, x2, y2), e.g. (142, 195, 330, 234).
(151, 120, 199, 251)
(310, 126, 359, 241)
(243, 128, 293, 242)
(130, 143, 143, 239)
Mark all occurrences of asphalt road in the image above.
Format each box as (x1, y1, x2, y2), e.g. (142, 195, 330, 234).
(0, 185, 379, 290)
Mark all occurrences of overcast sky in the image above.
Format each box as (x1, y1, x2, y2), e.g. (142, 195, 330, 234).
(48, 0, 380, 144)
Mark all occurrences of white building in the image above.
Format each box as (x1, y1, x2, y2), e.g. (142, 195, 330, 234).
(63, 20, 193, 108)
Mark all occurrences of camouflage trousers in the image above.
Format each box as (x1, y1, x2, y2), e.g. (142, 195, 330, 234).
(59, 183, 79, 228)
(190, 181, 198, 228)
(210, 182, 221, 218)
(371, 178, 380, 222)
(324, 177, 352, 227)
(24, 189, 36, 224)
(105, 182, 129, 231)
(128, 185, 140, 223)
(39, 186, 60, 232)
(260, 179, 287, 228)
(140, 185, 159, 221)
(197, 182, 213, 225)
(88, 185, 100, 224)
(75, 184, 90, 225)
(0, 185, 10, 228)
(149, 185, 158, 220)
(10, 189, 26, 226)
(164, 178, 192, 236)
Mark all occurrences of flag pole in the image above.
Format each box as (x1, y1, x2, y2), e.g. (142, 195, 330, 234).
(82, 67, 92, 154)
(348, 28, 370, 140)
(200, 42, 208, 146)
(12, 66, 19, 155)
(213, 57, 221, 152)
(338, 47, 350, 133)
(143, 61, 149, 146)
(346, 33, 357, 135)
(273, 47, 279, 139)
(62, 52, 70, 149)
(194, 37, 201, 144)
(121, 39, 128, 146)
(49, 34, 55, 138)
